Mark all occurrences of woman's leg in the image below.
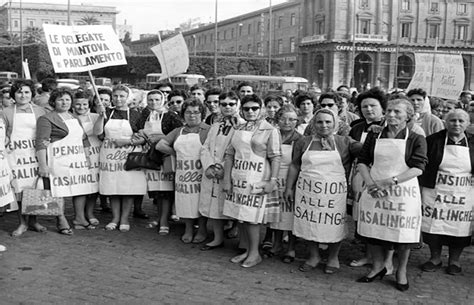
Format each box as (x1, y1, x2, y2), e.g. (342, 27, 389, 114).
(109, 195, 121, 225)
(119, 195, 134, 226)
(205, 219, 224, 247)
(272, 229, 284, 255)
(231, 223, 249, 263)
(193, 216, 208, 243)
(241, 223, 262, 267)
(395, 247, 411, 285)
(448, 246, 464, 267)
(72, 195, 88, 227)
(326, 242, 342, 269)
(12, 202, 29, 236)
(365, 244, 385, 277)
(384, 249, 395, 275)
(27, 215, 47, 233)
(305, 241, 321, 267)
(181, 218, 194, 243)
(85, 193, 99, 225)
(425, 238, 443, 265)
(133, 195, 148, 219)
(286, 231, 296, 257)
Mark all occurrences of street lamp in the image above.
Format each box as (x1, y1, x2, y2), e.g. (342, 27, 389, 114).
(318, 69, 324, 88)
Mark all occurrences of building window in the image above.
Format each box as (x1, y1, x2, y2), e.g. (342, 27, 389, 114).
(290, 37, 295, 52)
(458, 3, 468, 15)
(316, 20, 325, 35)
(210, 34, 213, 42)
(257, 21, 261, 33)
(217, 32, 220, 40)
(401, 23, 411, 38)
(360, 19, 370, 34)
(204, 35, 206, 44)
(456, 25, 468, 40)
(277, 39, 283, 54)
(198, 36, 201, 45)
(238, 45, 242, 52)
(248, 44, 252, 52)
(430, 1, 439, 13)
(224, 30, 227, 40)
(360, 0, 369, 9)
(290, 13, 296, 26)
(13, 20, 19, 28)
(28, 20, 35, 27)
(248, 24, 251, 34)
(401, 0, 411, 11)
(257, 42, 262, 56)
(239, 25, 242, 36)
(278, 16, 283, 28)
(428, 24, 439, 38)
(231, 28, 234, 38)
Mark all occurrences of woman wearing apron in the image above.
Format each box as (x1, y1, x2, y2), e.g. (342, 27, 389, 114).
(419, 109, 474, 275)
(269, 104, 302, 263)
(156, 98, 210, 243)
(285, 109, 361, 274)
(36, 88, 98, 234)
(407, 88, 444, 136)
(94, 85, 147, 232)
(138, 90, 182, 235)
(222, 94, 282, 268)
(357, 99, 427, 291)
(295, 93, 315, 135)
(3, 79, 47, 236)
(72, 90, 101, 227)
(200, 91, 244, 250)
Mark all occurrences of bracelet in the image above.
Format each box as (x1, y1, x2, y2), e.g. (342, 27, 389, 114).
(130, 138, 135, 146)
(270, 177, 278, 181)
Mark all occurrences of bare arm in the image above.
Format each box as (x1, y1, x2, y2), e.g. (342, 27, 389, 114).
(155, 139, 175, 156)
(37, 149, 49, 177)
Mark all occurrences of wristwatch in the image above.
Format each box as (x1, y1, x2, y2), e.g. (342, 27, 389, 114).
(392, 176, 398, 185)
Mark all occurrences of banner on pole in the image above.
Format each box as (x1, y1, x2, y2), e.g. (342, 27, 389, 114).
(150, 33, 189, 81)
(43, 24, 127, 73)
(406, 53, 464, 100)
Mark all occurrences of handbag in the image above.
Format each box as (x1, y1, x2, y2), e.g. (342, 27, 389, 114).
(124, 144, 163, 171)
(22, 178, 64, 216)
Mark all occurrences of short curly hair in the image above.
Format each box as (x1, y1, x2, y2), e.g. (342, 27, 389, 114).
(48, 88, 74, 109)
(294, 92, 317, 108)
(10, 79, 36, 100)
(355, 87, 388, 111)
(180, 98, 206, 120)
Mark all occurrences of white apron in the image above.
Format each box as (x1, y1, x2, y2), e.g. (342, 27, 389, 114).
(293, 138, 348, 243)
(270, 143, 293, 231)
(223, 129, 274, 224)
(358, 130, 422, 243)
(0, 119, 15, 207)
(348, 131, 368, 221)
(144, 112, 174, 192)
(199, 124, 232, 219)
(79, 114, 101, 185)
(173, 129, 203, 219)
(99, 110, 146, 195)
(6, 105, 38, 210)
(47, 116, 99, 197)
(422, 136, 474, 237)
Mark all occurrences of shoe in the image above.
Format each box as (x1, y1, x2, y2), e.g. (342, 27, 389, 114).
(146, 221, 159, 229)
(119, 224, 130, 232)
(57, 227, 73, 236)
(73, 221, 96, 230)
(281, 255, 295, 264)
(0, 244, 6, 252)
(133, 211, 149, 219)
(396, 281, 409, 291)
(356, 267, 387, 283)
(28, 223, 48, 233)
(170, 215, 179, 221)
(262, 249, 275, 259)
(158, 226, 169, 235)
(105, 222, 117, 231)
(446, 264, 462, 275)
(230, 253, 248, 264)
(324, 266, 339, 274)
(88, 218, 100, 226)
(192, 235, 207, 244)
(261, 241, 273, 251)
(299, 262, 317, 272)
(200, 242, 224, 251)
(349, 258, 371, 267)
(421, 261, 442, 272)
(225, 226, 238, 239)
(181, 234, 193, 244)
(241, 256, 262, 268)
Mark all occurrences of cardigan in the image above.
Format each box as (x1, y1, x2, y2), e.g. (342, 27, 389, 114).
(419, 129, 474, 188)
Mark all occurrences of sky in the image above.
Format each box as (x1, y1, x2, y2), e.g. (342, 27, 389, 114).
(8, 0, 287, 40)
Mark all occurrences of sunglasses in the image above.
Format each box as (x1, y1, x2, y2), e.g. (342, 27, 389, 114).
(242, 106, 260, 112)
(320, 103, 335, 108)
(161, 90, 171, 94)
(220, 102, 237, 107)
(168, 100, 183, 105)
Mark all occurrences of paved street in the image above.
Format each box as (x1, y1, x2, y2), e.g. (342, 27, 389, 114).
(0, 198, 472, 304)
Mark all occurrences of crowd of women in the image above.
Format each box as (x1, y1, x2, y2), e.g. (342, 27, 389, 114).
(0, 78, 472, 292)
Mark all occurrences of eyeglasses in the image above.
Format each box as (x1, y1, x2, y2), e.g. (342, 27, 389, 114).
(242, 106, 260, 112)
(279, 118, 299, 123)
(184, 111, 201, 116)
(220, 102, 237, 107)
(320, 103, 335, 108)
(206, 100, 219, 104)
(160, 90, 171, 94)
(1, 90, 9, 94)
(168, 100, 183, 105)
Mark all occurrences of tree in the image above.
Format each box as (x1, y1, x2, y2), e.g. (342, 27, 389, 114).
(80, 16, 100, 25)
(23, 26, 45, 44)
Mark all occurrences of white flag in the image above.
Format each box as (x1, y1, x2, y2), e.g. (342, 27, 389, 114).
(151, 33, 189, 81)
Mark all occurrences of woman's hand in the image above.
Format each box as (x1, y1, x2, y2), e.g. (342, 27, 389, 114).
(38, 165, 50, 177)
(284, 188, 294, 205)
(263, 179, 278, 194)
(222, 179, 233, 195)
(113, 138, 132, 147)
(375, 178, 393, 190)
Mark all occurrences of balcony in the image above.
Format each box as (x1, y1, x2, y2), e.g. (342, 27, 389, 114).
(301, 34, 327, 44)
(354, 34, 388, 42)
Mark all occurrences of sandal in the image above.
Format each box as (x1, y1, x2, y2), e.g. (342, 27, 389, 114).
(28, 223, 48, 233)
(88, 218, 100, 226)
(73, 222, 96, 230)
(146, 221, 159, 229)
(57, 227, 73, 236)
(158, 226, 169, 235)
(105, 222, 118, 231)
(11, 225, 28, 237)
(299, 262, 317, 272)
(119, 224, 130, 232)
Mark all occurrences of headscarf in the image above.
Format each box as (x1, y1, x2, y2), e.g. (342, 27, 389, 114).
(312, 108, 337, 150)
(147, 90, 167, 121)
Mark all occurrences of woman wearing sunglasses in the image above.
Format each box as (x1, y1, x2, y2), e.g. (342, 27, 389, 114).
(167, 89, 187, 116)
(222, 94, 281, 268)
(200, 91, 244, 250)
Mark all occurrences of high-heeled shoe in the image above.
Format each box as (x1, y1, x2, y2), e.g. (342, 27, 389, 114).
(396, 281, 409, 291)
(356, 267, 387, 283)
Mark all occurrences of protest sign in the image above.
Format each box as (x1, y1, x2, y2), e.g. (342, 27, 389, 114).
(406, 53, 464, 100)
(150, 33, 189, 80)
(43, 24, 127, 73)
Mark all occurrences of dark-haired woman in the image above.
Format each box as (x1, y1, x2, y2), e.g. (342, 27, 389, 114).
(37, 88, 98, 234)
(294, 92, 316, 134)
(3, 79, 47, 236)
(156, 98, 210, 243)
(264, 94, 283, 126)
(407, 88, 444, 136)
